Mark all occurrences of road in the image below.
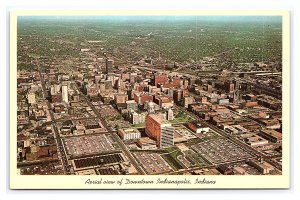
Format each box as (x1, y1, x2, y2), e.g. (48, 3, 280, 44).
(246, 80, 282, 99)
(37, 66, 71, 175)
(73, 82, 146, 175)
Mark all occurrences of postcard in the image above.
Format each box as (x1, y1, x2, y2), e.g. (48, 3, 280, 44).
(10, 10, 290, 189)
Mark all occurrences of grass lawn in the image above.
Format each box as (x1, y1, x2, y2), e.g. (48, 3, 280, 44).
(131, 122, 145, 128)
(170, 111, 195, 124)
(161, 149, 186, 171)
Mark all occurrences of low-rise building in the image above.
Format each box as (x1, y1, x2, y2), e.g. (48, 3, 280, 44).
(258, 129, 282, 143)
(187, 121, 210, 133)
(246, 160, 275, 174)
(137, 137, 157, 150)
(118, 128, 141, 140)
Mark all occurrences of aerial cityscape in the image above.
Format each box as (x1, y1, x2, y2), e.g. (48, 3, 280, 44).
(16, 16, 283, 176)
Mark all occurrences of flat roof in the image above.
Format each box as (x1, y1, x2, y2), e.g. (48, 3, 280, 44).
(147, 114, 169, 124)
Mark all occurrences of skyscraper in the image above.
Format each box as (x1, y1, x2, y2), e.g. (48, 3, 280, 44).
(106, 58, 114, 74)
(160, 126, 174, 148)
(166, 108, 174, 121)
(62, 83, 68, 103)
(27, 92, 36, 104)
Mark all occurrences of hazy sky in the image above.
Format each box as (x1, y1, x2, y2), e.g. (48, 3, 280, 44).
(18, 16, 282, 23)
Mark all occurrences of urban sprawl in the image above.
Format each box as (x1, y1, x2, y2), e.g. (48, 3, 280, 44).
(17, 17, 283, 176)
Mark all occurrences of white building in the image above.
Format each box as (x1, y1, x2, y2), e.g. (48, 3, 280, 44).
(160, 125, 174, 148)
(62, 84, 68, 103)
(27, 92, 36, 104)
(166, 108, 174, 121)
(54, 83, 61, 93)
(118, 128, 141, 140)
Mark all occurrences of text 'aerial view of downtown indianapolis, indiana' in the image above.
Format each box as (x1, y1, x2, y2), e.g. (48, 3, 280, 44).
(16, 16, 284, 176)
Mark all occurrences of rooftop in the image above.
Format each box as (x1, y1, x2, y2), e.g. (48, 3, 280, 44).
(147, 114, 169, 124)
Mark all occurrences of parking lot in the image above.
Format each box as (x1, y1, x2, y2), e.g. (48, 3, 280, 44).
(133, 152, 172, 174)
(192, 138, 253, 165)
(73, 153, 124, 169)
(63, 134, 115, 156)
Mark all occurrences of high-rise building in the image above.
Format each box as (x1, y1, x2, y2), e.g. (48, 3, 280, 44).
(173, 89, 183, 103)
(50, 86, 55, 95)
(183, 80, 189, 87)
(160, 126, 174, 148)
(95, 75, 101, 84)
(62, 84, 68, 103)
(106, 59, 114, 74)
(207, 85, 213, 94)
(145, 114, 174, 148)
(151, 74, 167, 86)
(27, 92, 36, 104)
(225, 82, 235, 93)
(166, 108, 174, 121)
(130, 73, 137, 84)
(183, 96, 194, 108)
(234, 80, 240, 90)
(148, 101, 155, 113)
(133, 92, 153, 105)
(130, 111, 146, 125)
(114, 93, 128, 104)
(54, 83, 61, 94)
(126, 100, 138, 111)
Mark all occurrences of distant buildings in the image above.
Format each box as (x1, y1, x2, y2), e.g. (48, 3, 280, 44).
(62, 83, 68, 103)
(105, 59, 114, 74)
(126, 100, 138, 111)
(115, 93, 128, 104)
(16, 20, 284, 177)
(151, 74, 167, 86)
(183, 96, 194, 108)
(154, 95, 174, 109)
(27, 92, 36, 104)
(173, 89, 183, 103)
(133, 92, 153, 105)
(258, 129, 282, 143)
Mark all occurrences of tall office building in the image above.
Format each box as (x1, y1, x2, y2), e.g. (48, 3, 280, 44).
(173, 89, 183, 103)
(27, 92, 36, 104)
(145, 114, 174, 148)
(62, 84, 68, 103)
(207, 84, 213, 94)
(160, 126, 174, 148)
(151, 74, 167, 86)
(106, 58, 114, 74)
(166, 108, 174, 121)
